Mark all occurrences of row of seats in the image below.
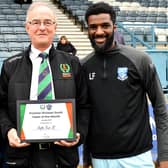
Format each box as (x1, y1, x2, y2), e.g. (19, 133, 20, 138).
(0, 33, 58, 43)
(0, 20, 25, 27)
(0, 27, 26, 34)
(0, 9, 26, 15)
(0, 14, 25, 21)
(0, 42, 28, 51)
(0, 34, 29, 42)
(117, 16, 167, 23)
(0, 3, 30, 9)
(0, 1, 28, 49)
(57, 0, 167, 29)
(0, 0, 15, 3)
(117, 0, 168, 7)
(89, 0, 167, 47)
(118, 10, 167, 18)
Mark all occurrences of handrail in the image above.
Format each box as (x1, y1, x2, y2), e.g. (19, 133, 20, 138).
(117, 22, 168, 49)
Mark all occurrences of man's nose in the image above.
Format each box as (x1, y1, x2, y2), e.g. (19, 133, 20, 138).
(39, 22, 46, 29)
(95, 26, 104, 34)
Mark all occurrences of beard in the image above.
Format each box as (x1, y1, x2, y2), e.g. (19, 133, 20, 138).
(89, 32, 114, 54)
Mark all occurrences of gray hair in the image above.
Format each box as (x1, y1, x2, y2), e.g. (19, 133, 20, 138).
(25, 2, 57, 22)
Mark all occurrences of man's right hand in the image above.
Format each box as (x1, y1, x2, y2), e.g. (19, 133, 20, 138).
(83, 163, 92, 168)
(7, 128, 30, 148)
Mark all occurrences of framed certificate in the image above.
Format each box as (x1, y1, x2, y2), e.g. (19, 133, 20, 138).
(17, 99, 76, 142)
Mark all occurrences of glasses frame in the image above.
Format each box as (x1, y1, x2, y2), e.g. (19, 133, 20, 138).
(28, 19, 56, 28)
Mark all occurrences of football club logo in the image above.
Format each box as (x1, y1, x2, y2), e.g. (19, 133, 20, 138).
(46, 104, 52, 110)
(59, 64, 72, 78)
(40, 104, 45, 109)
(117, 67, 128, 81)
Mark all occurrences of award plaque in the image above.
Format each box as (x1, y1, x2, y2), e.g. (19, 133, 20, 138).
(17, 99, 76, 142)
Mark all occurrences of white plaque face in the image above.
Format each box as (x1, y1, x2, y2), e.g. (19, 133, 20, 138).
(17, 99, 76, 142)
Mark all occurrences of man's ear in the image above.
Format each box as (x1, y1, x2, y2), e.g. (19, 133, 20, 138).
(113, 24, 117, 30)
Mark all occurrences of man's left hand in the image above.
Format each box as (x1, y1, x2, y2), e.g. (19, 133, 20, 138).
(54, 133, 80, 147)
(159, 161, 168, 168)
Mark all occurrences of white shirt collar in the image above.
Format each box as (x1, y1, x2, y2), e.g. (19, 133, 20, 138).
(30, 45, 52, 60)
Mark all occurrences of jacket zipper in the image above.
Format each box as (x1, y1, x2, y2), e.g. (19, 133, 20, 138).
(103, 57, 107, 79)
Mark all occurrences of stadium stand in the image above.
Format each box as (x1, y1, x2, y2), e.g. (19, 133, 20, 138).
(57, 0, 167, 49)
(0, 1, 167, 89)
(0, 0, 167, 88)
(1, 0, 167, 60)
(0, 1, 167, 168)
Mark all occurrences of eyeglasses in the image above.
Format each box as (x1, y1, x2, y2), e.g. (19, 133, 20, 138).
(28, 19, 56, 27)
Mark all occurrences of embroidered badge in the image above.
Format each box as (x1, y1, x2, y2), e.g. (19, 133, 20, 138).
(117, 67, 128, 81)
(59, 64, 72, 78)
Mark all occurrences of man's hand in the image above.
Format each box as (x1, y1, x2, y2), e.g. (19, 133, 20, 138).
(83, 163, 92, 168)
(7, 128, 30, 148)
(159, 161, 168, 168)
(54, 133, 80, 147)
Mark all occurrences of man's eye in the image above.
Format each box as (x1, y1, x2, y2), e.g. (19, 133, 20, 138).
(32, 21, 40, 25)
(45, 22, 52, 26)
(102, 24, 110, 29)
(89, 26, 97, 30)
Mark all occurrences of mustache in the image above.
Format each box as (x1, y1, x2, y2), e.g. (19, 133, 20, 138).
(94, 34, 107, 38)
(89, 32, 114, 53)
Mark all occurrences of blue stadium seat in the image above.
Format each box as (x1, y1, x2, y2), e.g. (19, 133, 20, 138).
(0, 27, 14, 34)
(0, 35, 4, 42)
(8, 42, 24, 52)
(0, 15, 6, 20)
(4, 34, 18, 42)
(135, 16, 146, 22)
(6, 15, 18, 21)
(146, 16, 156, 23)
(156, 17, 167, 23)
(0, 43, 9, 51)
(9, 20, 24, 27)
(14, 27, 26, 34)
(19, 34, 30, 42)
(0, 20, 9, 27)
(2, 9, 15, 15)
(18, 15, 26, 21)
(15, 9, 26, 15)
(0, 52, 11, 58)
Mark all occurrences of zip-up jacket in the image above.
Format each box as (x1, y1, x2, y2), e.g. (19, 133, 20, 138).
(82, 44, 168, 161)
(0, 45, 89, 166)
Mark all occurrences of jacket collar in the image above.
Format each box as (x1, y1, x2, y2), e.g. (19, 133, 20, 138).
(24, 44, 56, 62)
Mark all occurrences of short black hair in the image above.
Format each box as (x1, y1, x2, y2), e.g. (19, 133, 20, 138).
(85, 2, 116, 24)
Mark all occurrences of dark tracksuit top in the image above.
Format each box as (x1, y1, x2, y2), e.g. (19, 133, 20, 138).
(82, 44, 168, 161)
(0, 45, 89, 166)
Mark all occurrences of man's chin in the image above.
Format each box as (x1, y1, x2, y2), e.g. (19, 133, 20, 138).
(93, 45, 106, 53)
(37, 41, 48, 45)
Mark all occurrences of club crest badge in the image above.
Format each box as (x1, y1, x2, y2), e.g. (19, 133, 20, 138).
(46, 104, 52, 110)
(117, 67, 128, 81)
(40, 104, 45, 109)
(59, 64, 72, 78)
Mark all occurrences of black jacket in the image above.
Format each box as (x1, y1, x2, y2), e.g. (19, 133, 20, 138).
(0, 44, 89, 166)
(56, 42, 77, 56)
(82, 45, 168, 161)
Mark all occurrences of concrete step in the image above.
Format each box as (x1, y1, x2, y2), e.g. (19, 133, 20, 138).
(33, 0, 93, 58)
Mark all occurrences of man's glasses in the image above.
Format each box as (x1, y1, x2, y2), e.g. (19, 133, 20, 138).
(28, 19, 56, 27)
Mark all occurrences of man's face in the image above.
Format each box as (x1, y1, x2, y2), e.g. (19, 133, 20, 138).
(25, 6, 56, 50)
(87, 13, 114, 53)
